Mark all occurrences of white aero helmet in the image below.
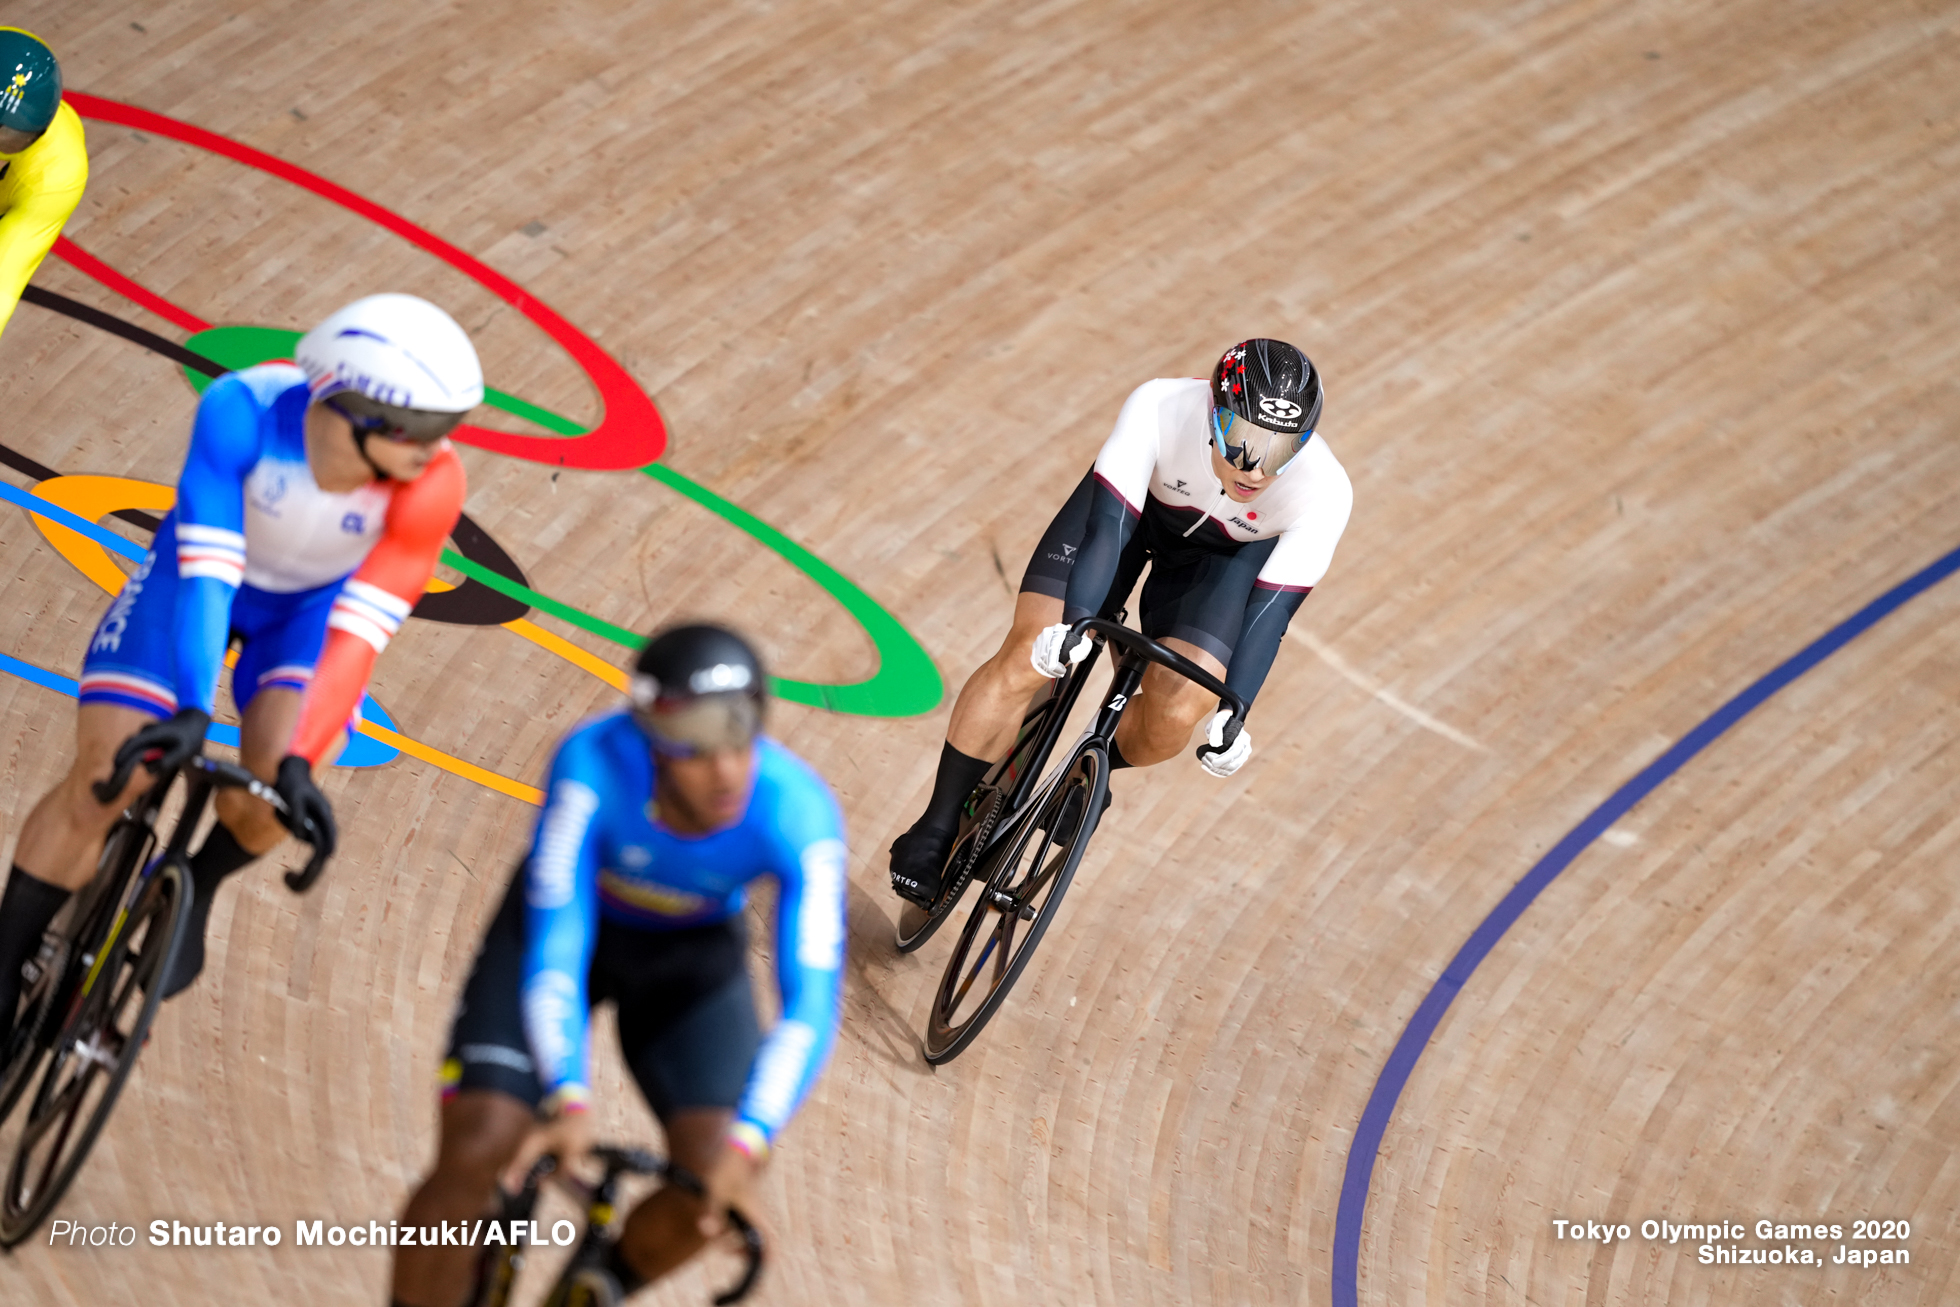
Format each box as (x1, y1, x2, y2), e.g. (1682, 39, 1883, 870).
(296, 293, 484, 443)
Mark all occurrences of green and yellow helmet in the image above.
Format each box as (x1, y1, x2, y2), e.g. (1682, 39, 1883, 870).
(0, 28, 61, 138)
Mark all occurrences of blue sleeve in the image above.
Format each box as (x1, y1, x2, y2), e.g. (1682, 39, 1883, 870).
(519, 741, 607, 1108)
(170, 376, 260, 714)
(735, 764, 847, 1145)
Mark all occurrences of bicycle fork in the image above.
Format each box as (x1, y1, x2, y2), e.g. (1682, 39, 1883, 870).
(76, 770, 211, 1004)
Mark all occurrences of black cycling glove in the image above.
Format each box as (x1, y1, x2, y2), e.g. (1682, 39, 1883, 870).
(273, 755, 337, 858)
(96, 707, 212, 802)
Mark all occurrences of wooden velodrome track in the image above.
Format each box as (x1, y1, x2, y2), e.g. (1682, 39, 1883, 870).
(0, 1, 1956, 1303)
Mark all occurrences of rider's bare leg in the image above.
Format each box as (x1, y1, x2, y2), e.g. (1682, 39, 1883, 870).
(945, 591, 1064, 763)
(614, 1108, 738, 1285)
(892, 593, 1066, 893)
(0, 702, 160, 1044)
(165, 686, 308, 997)
(391, 1090, 535, 1307)
(13, 701, 162, 891)
(211, 686, 304, 855)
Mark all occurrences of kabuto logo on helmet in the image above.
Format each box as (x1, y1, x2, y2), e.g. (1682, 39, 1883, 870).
(1209, 337, 1323, 473)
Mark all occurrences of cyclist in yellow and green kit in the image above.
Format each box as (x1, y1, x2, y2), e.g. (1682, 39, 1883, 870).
(1, 28, 86, 343)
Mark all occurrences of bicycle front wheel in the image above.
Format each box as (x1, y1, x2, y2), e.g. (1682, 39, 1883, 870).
(923, 739, 1106, 1064)
(0, 855, 190, 1246)
(0, 813, 157, 1129)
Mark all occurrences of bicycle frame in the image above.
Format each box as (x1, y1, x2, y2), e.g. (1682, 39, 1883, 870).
(0, 751, 330, 1243)
(55, 756, 320, 1007)
(981, 617, 1250, 854)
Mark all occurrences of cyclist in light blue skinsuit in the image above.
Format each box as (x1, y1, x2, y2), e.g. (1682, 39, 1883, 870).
(391, 624, 847, 1307)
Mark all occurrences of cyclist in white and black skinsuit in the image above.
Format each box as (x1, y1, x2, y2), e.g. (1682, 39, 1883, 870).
(890, 339, 1354, 907)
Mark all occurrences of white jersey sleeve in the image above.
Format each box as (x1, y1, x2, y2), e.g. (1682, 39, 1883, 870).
(1090, 379, 1182, 512)
(1253, 436, 1353, 592)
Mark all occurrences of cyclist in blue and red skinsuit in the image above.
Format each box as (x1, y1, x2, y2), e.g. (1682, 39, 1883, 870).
(391, 625, 847, 1307)
(0, 293, 480, 1040)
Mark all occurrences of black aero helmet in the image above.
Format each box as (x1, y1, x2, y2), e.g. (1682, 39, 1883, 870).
(1208, 339, 1323, 476)
(629, 623, 767, 755)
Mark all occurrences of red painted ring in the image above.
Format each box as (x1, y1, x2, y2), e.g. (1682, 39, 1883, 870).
(65, 92, 665, 471)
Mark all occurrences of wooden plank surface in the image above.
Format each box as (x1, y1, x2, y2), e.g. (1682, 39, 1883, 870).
(0, 1, 1955, 1303)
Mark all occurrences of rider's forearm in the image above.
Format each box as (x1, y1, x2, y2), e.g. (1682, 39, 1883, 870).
(170, 573, 237, 715)
(0, 196, 72, 338)
(1222, 582, 1309, 709)
(520, 959, 592, 1104)
(289, 625, 380, 763)
(732, 1010, 836, 1147)
(743, 832, 847, 1143)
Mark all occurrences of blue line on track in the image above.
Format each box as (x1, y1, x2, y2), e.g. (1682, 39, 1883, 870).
(0, 649, 244, 750)
(0, 480, 399, 766)
(1331, 541, 1960, 1307)
(0, 480, 150, 561)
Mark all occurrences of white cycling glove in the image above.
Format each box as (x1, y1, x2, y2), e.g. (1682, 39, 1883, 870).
(1199, 708, 1251, 778)
(1030, 623, 1093, 679)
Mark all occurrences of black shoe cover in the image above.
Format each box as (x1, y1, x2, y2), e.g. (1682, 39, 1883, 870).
(158, 887, 215, 999)
(1048, 782, 1111, 846)
(889, 823, 954, 907)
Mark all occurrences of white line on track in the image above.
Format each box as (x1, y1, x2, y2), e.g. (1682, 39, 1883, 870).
(1289, 630, 1486, 751)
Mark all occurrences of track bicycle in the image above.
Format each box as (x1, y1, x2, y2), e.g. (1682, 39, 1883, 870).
(897, 616, 1248, 1064)
(472, 1144, 764, 1307)
(0, 751, 327, 1246)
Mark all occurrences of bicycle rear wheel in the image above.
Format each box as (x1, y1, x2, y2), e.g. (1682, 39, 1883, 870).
(894, 788, 1001, 953)
(895, 684, 1065, 953)
(923, 738, 1106, 1064)
(0, 855, 190, 1246)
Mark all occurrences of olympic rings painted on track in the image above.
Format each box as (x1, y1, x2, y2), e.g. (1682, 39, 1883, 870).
(61, 92, 663, 472)
(2, 93, 945, 803)
(54, 91, 939, 718)
(0, 476, 406, 771)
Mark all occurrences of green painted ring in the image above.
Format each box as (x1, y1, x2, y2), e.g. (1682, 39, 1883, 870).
(181, 326, 942, 717)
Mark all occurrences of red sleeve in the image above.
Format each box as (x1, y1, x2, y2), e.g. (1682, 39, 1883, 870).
(291, 447, 467, 764)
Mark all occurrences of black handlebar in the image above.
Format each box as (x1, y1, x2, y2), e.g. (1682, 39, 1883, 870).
(93, 753, 330, 893)
(1066, 617, 1250, 761)
(533, 1145, 765, 1305)
(714, 1206, 765, 1306)
(193, 758, 332, 893)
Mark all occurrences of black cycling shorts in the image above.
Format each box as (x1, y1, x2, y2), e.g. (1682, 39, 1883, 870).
(1020, 470, 1278, 666)
(441, 874, 762, 1120)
